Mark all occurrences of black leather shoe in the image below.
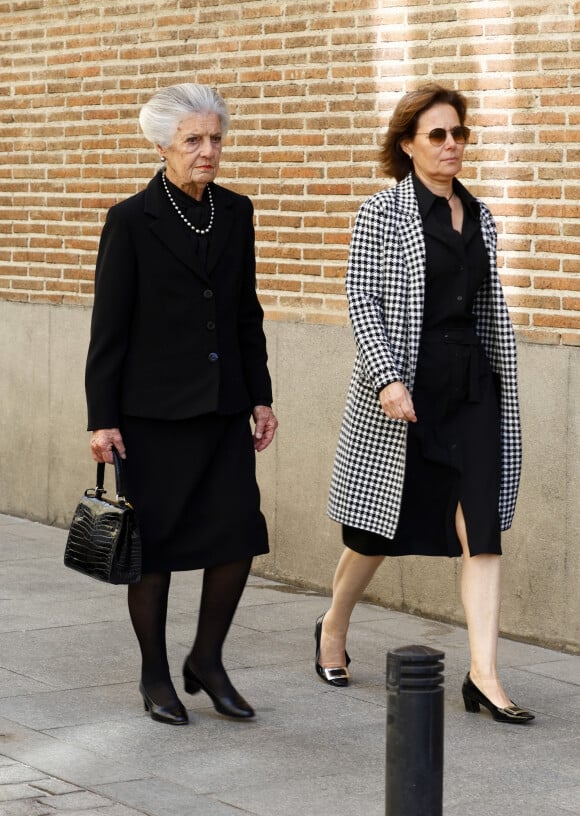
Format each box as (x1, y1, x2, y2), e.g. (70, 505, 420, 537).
(139, 683, 189, 725)
(315, 613, 351, 687)
(183, 661, 255, 719)
(462, 673, 534, 724)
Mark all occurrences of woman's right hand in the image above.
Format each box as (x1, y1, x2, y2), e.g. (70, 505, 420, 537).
(90, 428, 126, 463)
(379, 382, 417, 423)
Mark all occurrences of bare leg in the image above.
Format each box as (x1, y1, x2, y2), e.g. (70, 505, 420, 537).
(320, 548, 384, 668)
(456, 503, 512, 708)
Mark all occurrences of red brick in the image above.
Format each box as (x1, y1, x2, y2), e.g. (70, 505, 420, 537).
(535, 277, 580, 292)
(500, 274, 532, 287)
(517, 329, 561, 345)
(534, 313, 580, 329)
(506, 294, 560, 309)
(562, 333, 580, 346)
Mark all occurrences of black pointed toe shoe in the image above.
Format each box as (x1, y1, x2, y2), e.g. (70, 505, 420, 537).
(183, 661, 255, 719)
(462, 673, 535, 724)
(315, 613, 351, 687)
(139, 683, 189, 725)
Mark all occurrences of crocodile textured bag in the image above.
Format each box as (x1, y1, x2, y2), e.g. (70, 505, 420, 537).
(64, 448, 141, 584)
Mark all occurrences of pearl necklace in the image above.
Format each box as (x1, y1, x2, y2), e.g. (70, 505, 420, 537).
(161, 171, 214, 235)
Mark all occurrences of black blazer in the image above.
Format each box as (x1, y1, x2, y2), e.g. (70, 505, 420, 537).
(85, 173, 272, 429)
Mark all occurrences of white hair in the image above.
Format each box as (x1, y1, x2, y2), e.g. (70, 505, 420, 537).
(139, 83, 230, 147)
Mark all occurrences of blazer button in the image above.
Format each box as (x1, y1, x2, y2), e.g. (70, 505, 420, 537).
(208, 352, 219, 363)
(206, 320, 216, 330)
(203, 289, 214, 299)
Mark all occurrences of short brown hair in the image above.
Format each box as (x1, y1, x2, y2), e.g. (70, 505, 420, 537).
(380, 83, 468, 181)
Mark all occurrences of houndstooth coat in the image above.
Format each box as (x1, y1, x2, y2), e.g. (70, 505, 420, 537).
(328, 172, 522, 539)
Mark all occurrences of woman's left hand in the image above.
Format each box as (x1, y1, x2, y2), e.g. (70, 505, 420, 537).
(252, 405, 278, 451)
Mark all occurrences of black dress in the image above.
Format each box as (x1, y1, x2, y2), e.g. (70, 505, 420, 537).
(120, 180, 268, 573)
(343, 176, 502, 558)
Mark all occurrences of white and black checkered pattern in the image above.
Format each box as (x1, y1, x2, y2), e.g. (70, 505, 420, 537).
(328, 172, 522, 538)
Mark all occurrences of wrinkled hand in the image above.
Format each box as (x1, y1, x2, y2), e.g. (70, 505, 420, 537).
(90, 428, 126, 464)
(252, 405, 278, 452)
(379, 382, 417, 423)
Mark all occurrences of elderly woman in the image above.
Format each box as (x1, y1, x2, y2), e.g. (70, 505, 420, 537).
(321, 84, 533, 724)
(86, 83, 277, 725)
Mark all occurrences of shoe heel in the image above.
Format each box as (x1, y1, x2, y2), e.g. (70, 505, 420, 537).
(184, 676, 201, 695)
(183, 662, 202, 695)
(463, 695, 480, 713)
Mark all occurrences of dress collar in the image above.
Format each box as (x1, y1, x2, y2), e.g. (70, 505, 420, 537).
(412, 173, 479, 222)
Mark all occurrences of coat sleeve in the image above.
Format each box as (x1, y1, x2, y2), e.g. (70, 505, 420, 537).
(85, 206, 138, 430)
(346, 198, 402, 392)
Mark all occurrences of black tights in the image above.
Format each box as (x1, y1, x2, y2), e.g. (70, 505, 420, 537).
(128, 558, 252, 706)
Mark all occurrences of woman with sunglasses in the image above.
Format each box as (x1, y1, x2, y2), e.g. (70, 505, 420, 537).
(320, 84, 533, 723)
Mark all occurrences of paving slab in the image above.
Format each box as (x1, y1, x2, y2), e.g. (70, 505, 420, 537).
(1, 513, 579, 816)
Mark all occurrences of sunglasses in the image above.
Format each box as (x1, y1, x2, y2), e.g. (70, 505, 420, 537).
(415, 126, 471, 146)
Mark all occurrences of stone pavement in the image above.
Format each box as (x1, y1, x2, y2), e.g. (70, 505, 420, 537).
(0, 513, 579, 816)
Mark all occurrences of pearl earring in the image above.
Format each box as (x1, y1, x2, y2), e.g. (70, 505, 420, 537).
(160, 156, 166, 162)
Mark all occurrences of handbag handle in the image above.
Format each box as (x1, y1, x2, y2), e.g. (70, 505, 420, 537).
(94, 446, 128, 503)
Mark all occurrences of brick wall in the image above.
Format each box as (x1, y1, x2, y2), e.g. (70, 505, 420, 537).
(1, 0, 579, 344)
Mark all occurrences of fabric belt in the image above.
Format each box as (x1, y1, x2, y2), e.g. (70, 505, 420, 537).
(420, 326, 481, 402)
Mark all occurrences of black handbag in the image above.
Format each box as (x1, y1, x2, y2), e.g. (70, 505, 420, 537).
(64, 448, 141, 584)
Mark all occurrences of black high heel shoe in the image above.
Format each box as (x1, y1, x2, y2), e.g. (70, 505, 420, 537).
(139, 682, 189, 725)
(315, 613, 351, 687)
(462, 673, 534, 724)
(183, 661, 255, 719)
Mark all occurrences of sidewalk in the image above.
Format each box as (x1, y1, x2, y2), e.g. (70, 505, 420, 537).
(0, 512, 578, 816)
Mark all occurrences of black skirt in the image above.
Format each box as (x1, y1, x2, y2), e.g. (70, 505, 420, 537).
(344, 327, 502, 558)
(120, 412, 268, 573)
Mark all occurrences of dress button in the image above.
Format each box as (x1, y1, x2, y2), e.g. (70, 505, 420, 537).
(203, 289, 214, 299)
(206, 321, 215, 330)
(456, 295, 463, 302)
(208, 352, 219, 363)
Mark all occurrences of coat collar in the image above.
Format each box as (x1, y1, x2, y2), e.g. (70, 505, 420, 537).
(143, 171, 236, 281)
(393, 173, 426, 273)
(394, 172, 421, 220)
(390, 174, 426, 388)
(391, 171, 487, 265)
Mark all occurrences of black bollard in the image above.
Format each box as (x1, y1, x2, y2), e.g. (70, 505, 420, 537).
(385, 645, 445, 816)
